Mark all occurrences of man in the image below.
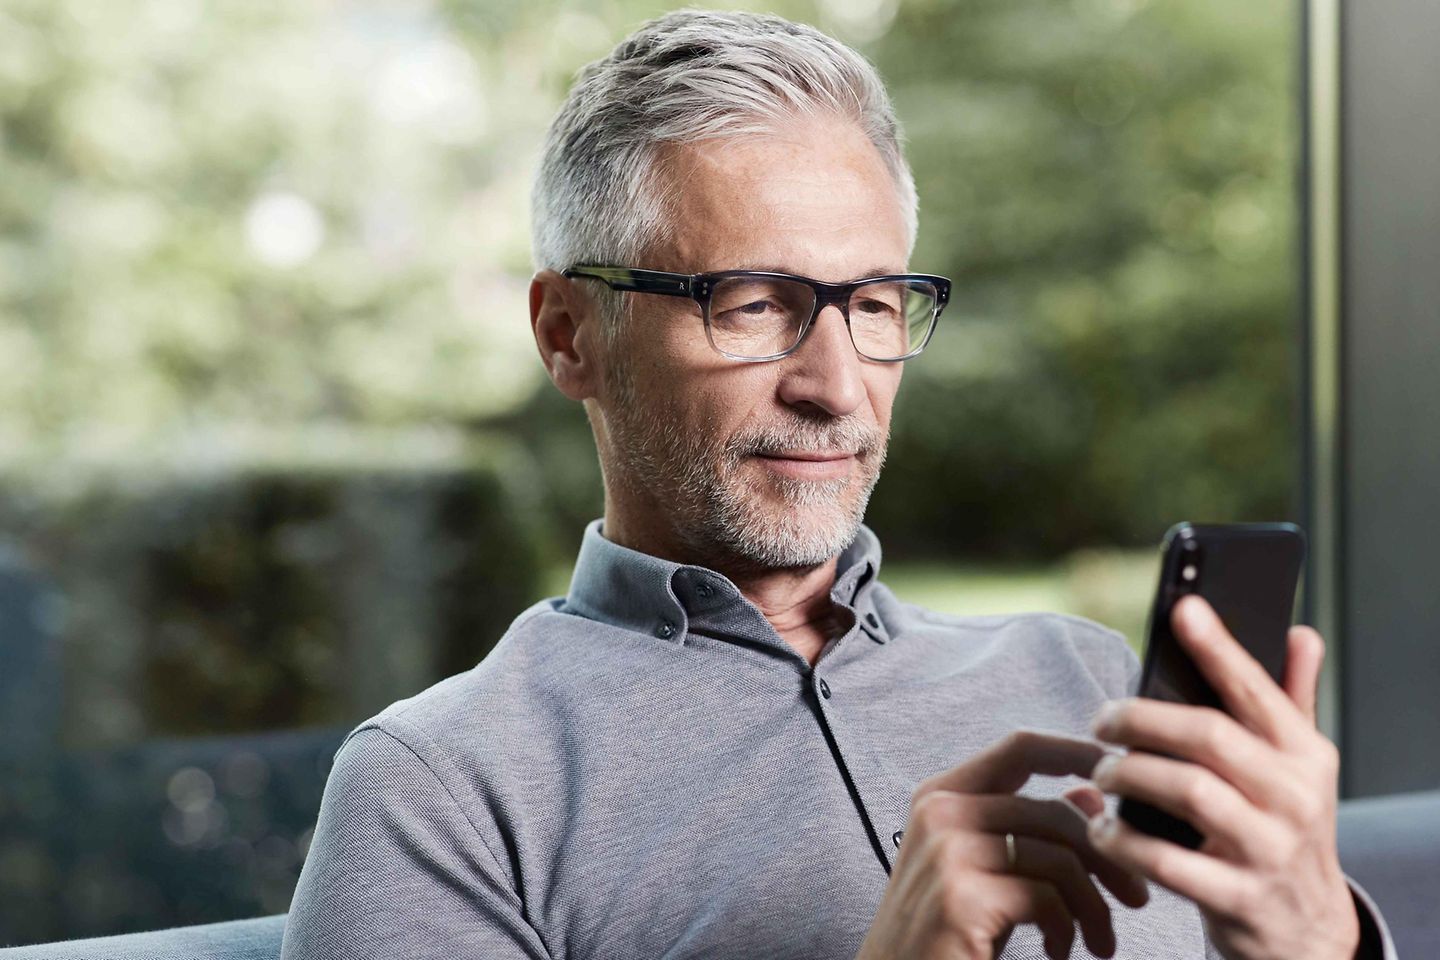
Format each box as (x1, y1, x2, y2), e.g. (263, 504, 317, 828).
(283, 10, 1393, 959)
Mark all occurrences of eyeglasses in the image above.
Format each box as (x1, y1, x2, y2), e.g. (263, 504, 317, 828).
(562, 265, 950, 362)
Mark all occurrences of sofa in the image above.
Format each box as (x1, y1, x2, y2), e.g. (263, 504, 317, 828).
(2, 789, 1435, 959)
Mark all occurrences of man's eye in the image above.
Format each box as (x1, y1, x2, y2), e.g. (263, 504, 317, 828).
(855, 299, 899, 317)
(718, 300, 784, 323)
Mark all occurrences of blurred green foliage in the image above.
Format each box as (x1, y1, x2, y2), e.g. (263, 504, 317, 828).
(867, 0, 1299, 556)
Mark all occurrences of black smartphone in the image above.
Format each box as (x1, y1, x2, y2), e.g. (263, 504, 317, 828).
(1117, 521, 1306, 849)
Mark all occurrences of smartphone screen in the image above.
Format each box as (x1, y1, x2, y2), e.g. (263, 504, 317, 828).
(1117, 521, 1306, 848)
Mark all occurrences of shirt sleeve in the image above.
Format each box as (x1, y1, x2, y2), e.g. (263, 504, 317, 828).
(281, 725, 551, 960)
(1346, 875, 1399, 960)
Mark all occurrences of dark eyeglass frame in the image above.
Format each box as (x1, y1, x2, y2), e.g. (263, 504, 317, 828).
(562, 265, 952, 363)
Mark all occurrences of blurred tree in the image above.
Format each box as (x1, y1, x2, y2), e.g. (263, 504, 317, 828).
(0, 0, 542, 467)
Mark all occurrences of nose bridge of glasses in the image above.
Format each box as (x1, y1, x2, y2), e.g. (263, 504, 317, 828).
(797, 296, 862, 363)
(810, 284, 853, 323)
(810, 279, 905, 318)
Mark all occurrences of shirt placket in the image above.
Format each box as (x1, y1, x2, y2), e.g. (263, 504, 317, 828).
(807, 609, 910, 875)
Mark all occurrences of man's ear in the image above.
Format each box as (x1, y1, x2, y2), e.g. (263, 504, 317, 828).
(530, 270, 602, 402)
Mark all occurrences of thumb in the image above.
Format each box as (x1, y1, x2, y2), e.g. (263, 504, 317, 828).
(1284, 625, 1325, 726)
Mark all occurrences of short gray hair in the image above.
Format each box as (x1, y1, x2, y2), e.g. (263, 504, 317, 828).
(530, 8, 919, 309)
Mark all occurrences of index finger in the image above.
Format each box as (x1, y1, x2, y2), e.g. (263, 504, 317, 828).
(1172, 595, 1306, 748)
(925, 729, 1109, 796)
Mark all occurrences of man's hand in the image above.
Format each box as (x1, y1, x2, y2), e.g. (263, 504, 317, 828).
(855, 730, 1150, 960)
(1086, 595, 1360, 960)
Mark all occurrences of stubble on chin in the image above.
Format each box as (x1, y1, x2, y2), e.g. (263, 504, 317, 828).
(602, 357, 887, 571)
(700, 436, 885, 571)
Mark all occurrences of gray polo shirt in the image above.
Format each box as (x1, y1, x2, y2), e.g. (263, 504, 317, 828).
(283, 520, 1393, 959)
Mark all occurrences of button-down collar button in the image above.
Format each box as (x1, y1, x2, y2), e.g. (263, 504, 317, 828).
(656, 620, 676, 639)
(817, 677, 831, 699)
(865, 612, 880, 628)
(696, 582, 713, 599)
(892, 829, 904, 847)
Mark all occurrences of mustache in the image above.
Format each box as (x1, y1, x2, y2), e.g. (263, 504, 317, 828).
(724, 416, 884, 461)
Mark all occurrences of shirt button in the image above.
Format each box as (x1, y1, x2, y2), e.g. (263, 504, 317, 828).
(656, 620, 676, 639)
(892, 829, 904, 847)
(817, 677, 831, 699)
(696, 583, 713, 599)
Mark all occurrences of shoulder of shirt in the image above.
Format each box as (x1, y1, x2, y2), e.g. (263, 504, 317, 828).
(333, 596, 577, 752)
(875, 583, 1139, 696)
(877, 581, 1126, 643)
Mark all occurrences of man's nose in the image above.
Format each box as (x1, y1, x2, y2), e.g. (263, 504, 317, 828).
(774, 304, 866, 417)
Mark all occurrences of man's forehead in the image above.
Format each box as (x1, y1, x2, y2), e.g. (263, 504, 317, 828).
(650, 131, 910, 277)
(661, 126, 886, 191)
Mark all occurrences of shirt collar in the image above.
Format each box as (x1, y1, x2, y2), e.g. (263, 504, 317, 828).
(560, 519, 886, 646)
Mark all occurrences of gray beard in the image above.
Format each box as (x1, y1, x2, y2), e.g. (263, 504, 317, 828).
(602, 352, 886, 572)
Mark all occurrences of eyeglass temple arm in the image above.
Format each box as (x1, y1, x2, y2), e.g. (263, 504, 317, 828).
(562, 266, 696, 299)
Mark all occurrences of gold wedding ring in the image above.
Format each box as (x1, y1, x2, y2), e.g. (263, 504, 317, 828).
(1004, 832, 1018, 871)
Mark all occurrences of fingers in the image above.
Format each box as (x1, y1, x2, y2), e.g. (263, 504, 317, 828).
(986, 832, 1117, 957)
(974, 873, 1081, 960)
(1014, 836, 1115, 958)
(1088, 810, 1252, 916)
(921, 729, 1107, 796)
(1282, 625, 1325, 727)
(1091, 698, 1317, 823)
(903, 730, 1152, 958)
(1170, 596, 1306, 748)
(1090, 751, 1285, 862)
(916, 790, 1149, 908)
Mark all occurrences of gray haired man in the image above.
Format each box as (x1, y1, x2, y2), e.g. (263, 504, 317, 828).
(283, 10, 1393, 959)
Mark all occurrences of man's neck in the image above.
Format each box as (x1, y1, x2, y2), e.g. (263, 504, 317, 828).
(725, 560, 848, 668)
(599, 508, 849, 669)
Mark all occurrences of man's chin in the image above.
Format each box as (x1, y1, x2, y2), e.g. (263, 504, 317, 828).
(708, 494, 866, 570)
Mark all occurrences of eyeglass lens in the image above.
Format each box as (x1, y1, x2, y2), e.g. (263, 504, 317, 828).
(706, 277, 937, 360)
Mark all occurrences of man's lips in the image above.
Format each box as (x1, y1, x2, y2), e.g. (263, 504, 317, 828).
(754, 450, 857, 462)
(750, 450, 859, 480)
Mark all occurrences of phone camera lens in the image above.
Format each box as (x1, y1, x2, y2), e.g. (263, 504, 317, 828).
(1174, 540, 1203, 591)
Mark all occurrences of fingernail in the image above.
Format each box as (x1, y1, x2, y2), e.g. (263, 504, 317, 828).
(1091, 700, 1119, 737)
(1088, 813, 1117, 843)
(1091, 753, 1119, 786)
